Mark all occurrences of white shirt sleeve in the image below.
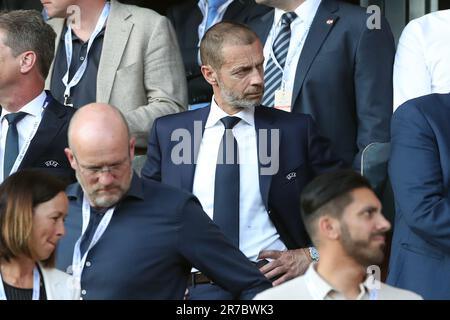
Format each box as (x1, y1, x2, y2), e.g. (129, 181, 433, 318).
(393, 20, 431, 111)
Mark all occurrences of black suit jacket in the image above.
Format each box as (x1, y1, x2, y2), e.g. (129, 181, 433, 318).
(250, 0, 395, 169)
(142, 106, 344, 249)
(167, 0, 271, 105)
(0, 0, 42, 10)
(17, 94, 75, 184)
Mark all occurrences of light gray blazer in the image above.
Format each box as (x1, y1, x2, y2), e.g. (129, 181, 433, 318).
(45, 0, 188, 147)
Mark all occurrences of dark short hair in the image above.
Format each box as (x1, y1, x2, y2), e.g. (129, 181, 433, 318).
(200, 21, 259, 69)
(0, 10, 56, 78)
(0, 170, 67, 268)
(300, 170, 373, 243)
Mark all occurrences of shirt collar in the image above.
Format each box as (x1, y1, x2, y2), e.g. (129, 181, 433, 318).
(205, 96, 255, 129)
(305, 263, 371, 300)
(60, 25, 106, 43)
(274, 0, 322, 26)
(1, 90, 46, 121)
(304, 263, 335, 299)
(66, 172, 145, 202)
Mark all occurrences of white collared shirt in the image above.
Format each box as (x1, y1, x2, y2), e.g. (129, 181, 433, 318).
(254, 263, 423, 300)
(0, 91, 47, 182)
(394, 10, 450, 110)
(192, 98, 286, 262)
(263, 0, 321, 96)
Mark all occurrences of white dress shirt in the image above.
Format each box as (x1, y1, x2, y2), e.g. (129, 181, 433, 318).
(254, 263, 423, 300)
(263, 0, 321, 97)
(393, 10, 450, 110)
(192, 98, 286, 262)
(0, 91, 47, 182)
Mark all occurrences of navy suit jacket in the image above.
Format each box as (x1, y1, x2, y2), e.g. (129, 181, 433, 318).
(167, 0, 271, 105)
(56, 174, 271, 299)
(142, 106, 344, 250)
(250, 0, 395, 169)
(14, 94, 75, 184)
(388, 93, 450, 300)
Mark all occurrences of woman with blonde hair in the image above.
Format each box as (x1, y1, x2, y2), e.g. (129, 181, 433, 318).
(0, 170, 78, 300)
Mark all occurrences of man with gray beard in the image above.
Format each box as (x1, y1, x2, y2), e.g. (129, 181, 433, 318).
(142, 21, 344, 299)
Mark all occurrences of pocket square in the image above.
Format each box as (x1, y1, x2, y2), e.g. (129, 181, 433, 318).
(286, 172, 297, 180)
(45, 160, 59, 168)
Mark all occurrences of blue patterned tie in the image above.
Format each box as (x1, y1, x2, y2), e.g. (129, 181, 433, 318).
(262, 12, 297, 107)
(206, 0, 223, 29)
(3, 112, 27, 178)
(213, 116, 241, 248)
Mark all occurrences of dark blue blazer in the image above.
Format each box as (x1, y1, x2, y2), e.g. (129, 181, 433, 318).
(388, 93, 450, 300)
(167, 0, 271, 105)
(56, 174, 271, 299)
(142, 106, 344, 250)
(16, 94, 75, 184)
(249, 0, 395, 169)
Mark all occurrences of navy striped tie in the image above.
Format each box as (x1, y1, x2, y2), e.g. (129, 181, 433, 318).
(262, 12, 297, 107)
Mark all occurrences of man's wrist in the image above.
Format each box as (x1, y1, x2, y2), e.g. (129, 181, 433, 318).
(308, 247, 319, 262)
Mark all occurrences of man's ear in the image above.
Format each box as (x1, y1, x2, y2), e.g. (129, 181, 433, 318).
(19, 51, 37, 74)
(318, 216, 340, 241)
(65, 148, 77, 170)
(201, 65, 218, 86)
(129, 136, 136, 160)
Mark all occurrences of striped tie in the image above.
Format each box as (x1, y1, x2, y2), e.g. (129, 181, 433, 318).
(262, 12, 297, 107)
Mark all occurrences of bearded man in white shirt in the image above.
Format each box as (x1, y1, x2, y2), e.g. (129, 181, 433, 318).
(255, 170, 422, 300)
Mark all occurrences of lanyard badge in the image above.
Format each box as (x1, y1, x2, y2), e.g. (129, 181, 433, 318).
(62, 2, 111, 107)
(71, 195, 115, 288)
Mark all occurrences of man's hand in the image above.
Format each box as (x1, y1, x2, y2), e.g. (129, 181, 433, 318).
(257, 249, 311, 286)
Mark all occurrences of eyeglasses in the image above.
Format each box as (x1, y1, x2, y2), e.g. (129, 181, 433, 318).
(74, 156, 130, 178)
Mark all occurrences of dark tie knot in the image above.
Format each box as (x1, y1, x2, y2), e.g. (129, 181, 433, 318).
(220, 116, 241, 130)
(281, 12, 297, 26)
(4, 112, 27, 126)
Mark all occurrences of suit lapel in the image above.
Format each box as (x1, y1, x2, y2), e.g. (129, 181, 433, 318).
(19, 99, 67, 169)
(96, 0, 133, 103)
(254, 107, 278, 210)
(291, 0, 339, 110)
(185, 5, 203, 46)
(46, 18, 65, 90)
(253, 10, 274, 44)
(223, 0, 250, 20)
(180, 107, 210, 191)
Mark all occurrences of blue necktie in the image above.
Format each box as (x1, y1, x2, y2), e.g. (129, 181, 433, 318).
(262, 12, 297, 107)
(213, 116, 241, 248)
(3, 112, 27, 178)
